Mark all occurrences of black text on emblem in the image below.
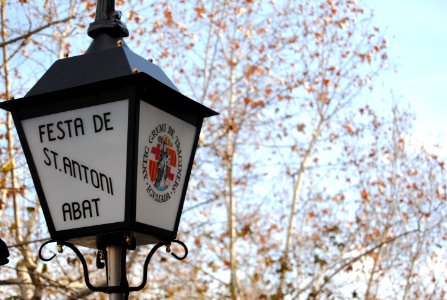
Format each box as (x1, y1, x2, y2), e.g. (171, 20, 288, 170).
(142, 124, 183, 203)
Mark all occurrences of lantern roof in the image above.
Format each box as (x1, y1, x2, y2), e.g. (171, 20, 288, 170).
(27, 34, 179, 97)
(0, 34, 217, 119)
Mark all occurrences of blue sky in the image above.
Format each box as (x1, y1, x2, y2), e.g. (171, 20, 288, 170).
(371, 0, 447, 150)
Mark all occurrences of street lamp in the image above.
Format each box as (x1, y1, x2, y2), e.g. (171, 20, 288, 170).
(0, 0, 216, 298)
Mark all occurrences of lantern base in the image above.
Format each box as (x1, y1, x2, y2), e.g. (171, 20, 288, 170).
(64, 231, 164, 249)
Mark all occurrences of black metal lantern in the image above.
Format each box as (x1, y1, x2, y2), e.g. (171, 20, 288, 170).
(0, 3, 216, 250)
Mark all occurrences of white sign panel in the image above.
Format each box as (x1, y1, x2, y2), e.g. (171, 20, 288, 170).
(22, 100, 129, 231)
(136, 101, 196, 231)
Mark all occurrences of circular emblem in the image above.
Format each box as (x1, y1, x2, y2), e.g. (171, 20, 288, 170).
(142, 123, 183, 203)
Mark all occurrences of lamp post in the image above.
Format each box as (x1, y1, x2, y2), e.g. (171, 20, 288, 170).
(0, 1, 217, 298)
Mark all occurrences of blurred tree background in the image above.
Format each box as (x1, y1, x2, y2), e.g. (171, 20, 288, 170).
(0, 0, 445, 299)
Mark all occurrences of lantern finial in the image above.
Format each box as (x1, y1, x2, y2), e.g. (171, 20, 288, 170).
(87, 0, 129, 38)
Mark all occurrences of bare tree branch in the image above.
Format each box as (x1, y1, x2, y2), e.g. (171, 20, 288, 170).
(0, 16, 74, 48)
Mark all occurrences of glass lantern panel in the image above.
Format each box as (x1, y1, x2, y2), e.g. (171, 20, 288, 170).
(136, 101, 196, 231)
(21, 100, 129, 231)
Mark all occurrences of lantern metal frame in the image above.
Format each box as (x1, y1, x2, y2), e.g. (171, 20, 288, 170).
(0, 73, 215, 247)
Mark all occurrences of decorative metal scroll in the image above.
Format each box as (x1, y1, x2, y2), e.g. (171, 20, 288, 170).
(0, 238, 9, 266)
(38, 239, 188, 295)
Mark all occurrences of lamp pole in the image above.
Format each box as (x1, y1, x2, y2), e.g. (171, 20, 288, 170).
(107, 240, 125, 300)
(108, 245, 122, 300)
